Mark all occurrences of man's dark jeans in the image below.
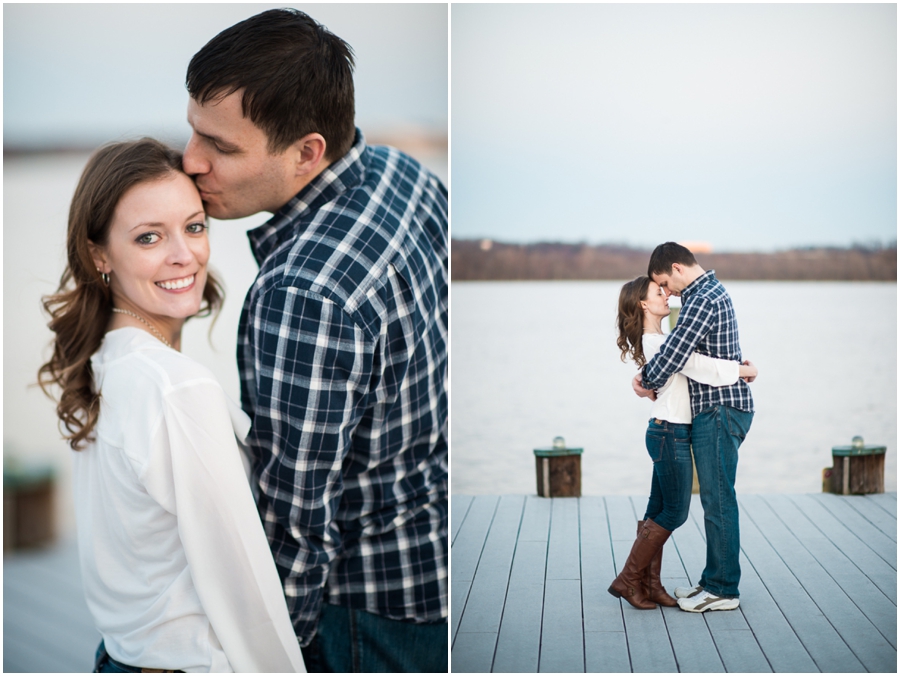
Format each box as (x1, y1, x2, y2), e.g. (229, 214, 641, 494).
(691, 405, 754, 598)
(301, 604, 448, 672)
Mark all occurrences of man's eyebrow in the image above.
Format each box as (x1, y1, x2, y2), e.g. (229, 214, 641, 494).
(198, 130, 233, 146)
(190, 124, 235, 148)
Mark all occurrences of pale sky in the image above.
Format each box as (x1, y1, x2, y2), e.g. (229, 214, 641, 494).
(4, 3, 447, 149)
(452, 3, 897, 252)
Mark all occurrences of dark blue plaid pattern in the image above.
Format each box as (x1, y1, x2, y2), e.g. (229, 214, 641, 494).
(238, 130, 448, 647)
(642, 270, 754, 417)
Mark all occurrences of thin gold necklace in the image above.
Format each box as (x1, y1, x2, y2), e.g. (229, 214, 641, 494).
(112, 308, 172, 348)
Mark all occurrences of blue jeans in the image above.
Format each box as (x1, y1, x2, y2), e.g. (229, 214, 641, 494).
(642, 419, 693, 532)
(691, 405, 754, 598)
(301, 604, 448, 672)
(94, 641, 183, 673)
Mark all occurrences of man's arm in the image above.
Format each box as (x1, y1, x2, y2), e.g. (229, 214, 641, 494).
(246, 286, 373, 646)
(641, 295, 716, 390)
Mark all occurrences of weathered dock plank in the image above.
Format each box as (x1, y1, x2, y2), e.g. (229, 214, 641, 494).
(580, 497, 621, 634)
(810, 493, 896, 567)
(664, 609, 725, 673)
(539, 579, 585, 673)
(453, 495, 525, 671)
(451, 493, 474, 545)
(742, 495, 896, 673)
(580, 497, 631, 673)
(738, 496, 867, 672)
(492, 496, 550, 673)
(547, 497, 580, 581)
(842, 492, 897, 542)
(493, 540, 546, 673)
(452, 493, 897, 673)
(451, 494, 499, 643)
(788, 494, 897, 604)
(730, 548, 818, 673)
(3, 537, 99, 673)
(864, 491, 897, 517)
(769, 494, 896, 648)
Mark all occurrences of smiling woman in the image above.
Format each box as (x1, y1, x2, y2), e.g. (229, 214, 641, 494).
(91, 170, 211, 350)
(36, 139, 306, 673)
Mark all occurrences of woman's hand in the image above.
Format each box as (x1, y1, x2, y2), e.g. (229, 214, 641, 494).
(740, 360, 757, 383)
(632, 373, 657, 401)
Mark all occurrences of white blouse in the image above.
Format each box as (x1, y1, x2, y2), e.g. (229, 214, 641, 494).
(72, 328, 305, 673)
(642, 332, 741, 425)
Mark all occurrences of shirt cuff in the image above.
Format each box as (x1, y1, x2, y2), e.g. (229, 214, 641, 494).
(641, 366, 657, 391)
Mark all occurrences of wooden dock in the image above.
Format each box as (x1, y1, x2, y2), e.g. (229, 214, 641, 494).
(4, 535, 99, 673)
(451, 492, 897, 673)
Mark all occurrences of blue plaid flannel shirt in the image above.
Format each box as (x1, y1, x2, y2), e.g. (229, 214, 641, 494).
(642, 270, 754, 417)
(237, 129, 448, 646)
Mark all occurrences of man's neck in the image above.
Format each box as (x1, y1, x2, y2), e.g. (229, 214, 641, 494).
(683, 265, 706, 288)
(280, 160, 330, 209)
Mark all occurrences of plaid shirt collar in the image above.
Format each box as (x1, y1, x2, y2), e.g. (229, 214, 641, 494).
(246, 128, 367, 266)
(680, 268, 717, 302)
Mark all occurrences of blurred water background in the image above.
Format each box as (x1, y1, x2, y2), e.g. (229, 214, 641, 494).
(450, 280, 897, 496)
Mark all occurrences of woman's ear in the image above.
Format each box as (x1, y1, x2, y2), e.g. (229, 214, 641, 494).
(88, 242, 109, 274)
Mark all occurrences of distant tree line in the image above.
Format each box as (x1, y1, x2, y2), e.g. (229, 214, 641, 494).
(451, 240, 897, 281)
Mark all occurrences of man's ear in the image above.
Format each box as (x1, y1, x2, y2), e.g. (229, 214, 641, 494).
(89, 242, 109, 273)
(671, 262, 683, 275)
(291, 133, 327, 177)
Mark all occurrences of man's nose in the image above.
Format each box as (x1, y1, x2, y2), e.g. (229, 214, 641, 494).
(183, 134, 209, 176)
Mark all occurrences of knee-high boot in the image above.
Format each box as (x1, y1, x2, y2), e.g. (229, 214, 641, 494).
(637, 520, 678, 607)
(607, 519, 670, 609)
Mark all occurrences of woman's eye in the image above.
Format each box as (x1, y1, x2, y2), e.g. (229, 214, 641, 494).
(186, 222, 208, 234)
(136, 232, 159, 245)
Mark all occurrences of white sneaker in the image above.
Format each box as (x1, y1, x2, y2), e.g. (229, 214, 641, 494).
(674, 585, 703, 599)
(677, 590, 740, 613)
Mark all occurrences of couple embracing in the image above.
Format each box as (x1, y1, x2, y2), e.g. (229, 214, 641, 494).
(609, 243, 757, 613)
(39, 9, 447, 673)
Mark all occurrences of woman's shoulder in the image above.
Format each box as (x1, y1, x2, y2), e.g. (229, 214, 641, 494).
(93, 328, 219, 393)
(641, 332, 666, 350)
(91, 329, 246, 454)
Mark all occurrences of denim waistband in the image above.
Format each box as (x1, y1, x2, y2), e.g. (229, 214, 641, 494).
(94, 641, 183, 673)
(648, 418, 691, 430)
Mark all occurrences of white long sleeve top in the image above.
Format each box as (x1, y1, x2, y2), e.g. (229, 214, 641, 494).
(72, 328, 305, 673)
(642, 332, 741, 425)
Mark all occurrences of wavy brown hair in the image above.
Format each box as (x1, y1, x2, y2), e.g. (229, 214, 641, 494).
(616, 276, 652, 368)
(38, 138, 224, 450)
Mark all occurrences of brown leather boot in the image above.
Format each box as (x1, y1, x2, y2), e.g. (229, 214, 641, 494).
(608, 519, 668, 609)
(638, 520, 678, 607)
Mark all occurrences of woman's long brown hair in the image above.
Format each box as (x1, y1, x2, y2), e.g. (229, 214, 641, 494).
(616, 276, 651, 368)
(38, 139, 224, 450)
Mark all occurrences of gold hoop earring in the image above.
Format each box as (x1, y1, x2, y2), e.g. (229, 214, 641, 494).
(97, 269, 110, 286)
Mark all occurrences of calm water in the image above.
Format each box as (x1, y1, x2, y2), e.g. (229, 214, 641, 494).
(450, 281, 897, 496)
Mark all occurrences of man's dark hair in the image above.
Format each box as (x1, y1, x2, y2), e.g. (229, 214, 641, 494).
(647, 242, 698, 277)
(186, 8, 356, 160)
